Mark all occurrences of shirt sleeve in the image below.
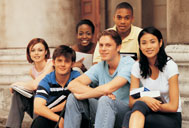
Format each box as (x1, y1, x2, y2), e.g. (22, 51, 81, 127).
(166, 60, 179, 79)
(117, 57, 135, 83)
(35, 76, 50, 100)
(93, 42, 101, 63)
(85, 63, 100, 85)
(131, 61, 141, 79)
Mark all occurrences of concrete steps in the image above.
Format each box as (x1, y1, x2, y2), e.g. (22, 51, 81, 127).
(0, 48, 33, 127)
(0, 47, 189, 127)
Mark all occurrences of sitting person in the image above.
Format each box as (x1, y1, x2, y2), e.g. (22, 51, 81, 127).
(93, 2, 142, 63)
(122, 27, 182, 128)
(31, 45, 80, 128)
(64, 30, 135, 128)
(71, 19, 96, 72)
(6, 38, 51, 128)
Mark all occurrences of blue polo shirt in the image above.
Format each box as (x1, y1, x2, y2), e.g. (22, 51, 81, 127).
(35, 70, 80, 108)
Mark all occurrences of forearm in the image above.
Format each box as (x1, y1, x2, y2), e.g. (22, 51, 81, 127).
(35, 105, 60, 122)
(76, 85, 108, 100)
(51, 101, 66, 113)
(11, 81, 36, 91)
(159, 103, 178, 112)
(68, 81, 93, 94)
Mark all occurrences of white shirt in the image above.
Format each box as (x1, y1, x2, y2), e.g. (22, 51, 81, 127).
(131, 59, 182, 112)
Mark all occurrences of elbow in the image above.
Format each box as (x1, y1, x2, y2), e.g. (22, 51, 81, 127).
(67, 81, 75, 91)
(171, 105, 178, 112)
(104, 86, 113, 94)
(33, 85, 38, 90)
(129, 103, 133, 108)
(34, 105, 41, 115)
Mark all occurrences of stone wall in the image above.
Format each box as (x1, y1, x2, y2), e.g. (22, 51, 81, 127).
(0, 0, 80, 48)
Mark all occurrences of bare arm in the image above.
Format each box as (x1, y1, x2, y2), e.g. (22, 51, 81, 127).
(74, 76, 128, 100)
(129, 74, 162, 112)
(128, 74, 141, 108)
(10, 61, 54, 91)
(51, 100, 66, 113)
(29, 68, 35, 79)
(159, 74, 179, 112)
(68, 74, 93, 94)
(129, 74, 179, 112)
(34, 97, 64, 128)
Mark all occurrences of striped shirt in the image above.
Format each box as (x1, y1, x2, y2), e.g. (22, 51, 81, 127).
(35, 70, 80, 108)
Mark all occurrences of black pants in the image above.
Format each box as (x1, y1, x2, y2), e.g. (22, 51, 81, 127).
(31, 116, 58, 128)
(122, 101, 182, 128)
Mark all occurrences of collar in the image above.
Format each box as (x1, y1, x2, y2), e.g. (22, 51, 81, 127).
(112, 25, 135, 41)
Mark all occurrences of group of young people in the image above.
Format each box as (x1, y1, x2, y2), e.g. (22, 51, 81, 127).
(6, 2, 182, 128)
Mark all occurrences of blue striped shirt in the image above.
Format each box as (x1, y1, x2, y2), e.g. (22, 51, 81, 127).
(35, 70, 80, 108)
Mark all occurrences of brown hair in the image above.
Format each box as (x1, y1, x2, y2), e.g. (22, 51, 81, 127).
(26, 38, 50, 63)
(52, 45, 76, 62)
(98, 29, 122, 46)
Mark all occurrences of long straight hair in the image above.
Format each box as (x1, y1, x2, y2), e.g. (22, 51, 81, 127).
(138, 27, 168, 78)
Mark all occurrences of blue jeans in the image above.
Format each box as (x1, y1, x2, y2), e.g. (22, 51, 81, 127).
(64, 94, 130, 128)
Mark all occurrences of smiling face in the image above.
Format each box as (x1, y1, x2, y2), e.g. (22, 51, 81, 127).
(53, 55, 73, 76)
(113, 8, 133, 35)
(139, 33, 162, 60)
(77, 24, 93, 47)
(29, 43, 47, 63)
(99, 35, 121, 62)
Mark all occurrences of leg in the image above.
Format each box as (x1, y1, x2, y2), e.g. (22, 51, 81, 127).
(145, 112, 182, 128)
(122, 101, 150, 128)
(6, 92, 34, 128)
(95, 96, 130, 128)
(129, 110, 145, 128)
(31, 116, 56, 128)
(64, 94, 97, 128)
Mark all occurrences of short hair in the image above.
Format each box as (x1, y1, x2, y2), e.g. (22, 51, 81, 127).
(76, 19, 95, 34)
(98, 29, 122, 46)
(26, 38, 50, 63)
(52, 45, 76, 62)
(138, 26, 168, 78)
(115, 2, 133, 15)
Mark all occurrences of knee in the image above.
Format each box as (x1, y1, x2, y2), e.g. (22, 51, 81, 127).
(132, 101, 150, 115)
(66, 93, 77, 107)
(98, 96, 113, 106)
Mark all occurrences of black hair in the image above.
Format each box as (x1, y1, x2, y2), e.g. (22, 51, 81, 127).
(52, 45, 76, 62)
(76, 19, 95, 34)
(138, 26, 168, 78)
(115, 2, 133, 15)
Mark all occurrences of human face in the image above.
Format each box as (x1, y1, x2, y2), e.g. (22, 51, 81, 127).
(30, 43, 47, 63)
(77, 24, 93, 47)
(113, 8, 133, 34)
(99, 36, 121, 62)
(53, 56, 73, 76)
(139, 33, 162, 60)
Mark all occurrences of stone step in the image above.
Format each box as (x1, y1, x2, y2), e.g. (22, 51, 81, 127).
(0, 63, 31, 75)
(0, 86, 32, 128)
(0, 85, 188, 127)
(0, 74, 32, 85)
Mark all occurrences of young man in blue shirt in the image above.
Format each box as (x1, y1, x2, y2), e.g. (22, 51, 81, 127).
(31, 45, 80, 128)
(64, 30, 135, 128)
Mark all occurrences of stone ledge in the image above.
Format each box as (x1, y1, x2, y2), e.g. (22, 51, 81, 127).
(165, 44, 189, 65)
(0, 110, 32, 128)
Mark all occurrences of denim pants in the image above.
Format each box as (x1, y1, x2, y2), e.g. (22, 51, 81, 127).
(64, 94, 130, 128)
